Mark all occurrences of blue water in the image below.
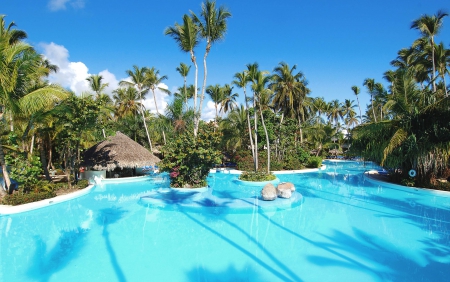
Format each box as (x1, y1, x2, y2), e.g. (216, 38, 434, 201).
(1, 161, 450, 281)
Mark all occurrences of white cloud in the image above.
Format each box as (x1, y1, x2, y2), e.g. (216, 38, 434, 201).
(201, 101, 216, 121)
(40, 42, 121, 97)
(48, 0, 85, 11)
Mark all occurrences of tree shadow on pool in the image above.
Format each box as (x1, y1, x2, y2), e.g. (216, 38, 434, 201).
(307, 227, 450, 281)
(27, 227, 88, 282)
(96, 207, 128, 282)
(184, 263, 269, 282)
(182, 211, 304, 281)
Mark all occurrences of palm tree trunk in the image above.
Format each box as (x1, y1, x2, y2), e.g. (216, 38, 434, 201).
(197, 48, 209, 137)
(138, 91, 153, 151)
(356, 96, 362, 124)
(260, 110, 270, 174)
(253, 95, 258, 172)
(191, 51, 199, 137)
(38, 136, 52, 181)
(152, 89, 167, 145)
(184, 76, 188, 105)
(431, 37, 436, 93)
(371, 95, 377, 122)
(243, 89, 255, 164)
(0, 141, 12, 194)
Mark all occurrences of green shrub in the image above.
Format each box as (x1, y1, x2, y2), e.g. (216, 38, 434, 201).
(239, 171, 276, 182)
(307, 156, 323, 168)
(2, 191, 56, 206)
(270, 161, 284, 171)
(5, 154, 43, 191)
(160, 123, 222, 188)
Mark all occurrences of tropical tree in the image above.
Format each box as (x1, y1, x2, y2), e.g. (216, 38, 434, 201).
(119, 65, 153, 150)
(176, 63, 191, 105)
(145, 67, 171, 144)
(86, 74, 109, 99)
(351, 85, 362, 123)
(205, 84, 222, 122)
(165, 14, 200, 136)
(363, 78, 377, 122)
(232, 70, 255, 162)
(220, 84, 238, 115)
(190, 0, 231, 136)
(411, 10, 448, 92)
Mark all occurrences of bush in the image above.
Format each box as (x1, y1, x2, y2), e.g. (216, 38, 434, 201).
(270, 161, 284, 171)
(307, 156, 323, 168)
(239, 171, 276, 182)
(2, 191, 56, 206)
(5, 154, 43, 191)
(160, 123, 222, 188)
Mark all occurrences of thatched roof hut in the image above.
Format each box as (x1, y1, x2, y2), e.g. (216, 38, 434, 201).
(82, 131, 160, 171)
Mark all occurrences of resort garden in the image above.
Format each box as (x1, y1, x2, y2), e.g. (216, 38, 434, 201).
(0, 5, 450, 206)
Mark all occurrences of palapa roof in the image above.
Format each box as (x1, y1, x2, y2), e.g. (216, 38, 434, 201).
(82, 131, 160, 171)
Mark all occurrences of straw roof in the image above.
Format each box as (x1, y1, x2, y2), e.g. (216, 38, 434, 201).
(82, 131, 160, 171)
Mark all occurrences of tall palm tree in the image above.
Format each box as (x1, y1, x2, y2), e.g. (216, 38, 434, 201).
(351, 86, 362, 124)
(411, 10, 448, 92)
(165, 14, 200, 136)
(145, 67, 171, 144)
(191, 0, 231, 135)
(327, 99, 343, 128)
(270, 62, 309, 143)
(363, 78, 377, 122)
(220, 84, 238, 116)
(119, 65, 153, 150)
(205, 84, 222, 122)
(233, 70, 255, 162)
(176, 62, 191, 105)
(251, 69, 272, 174)
(246, 63, 261, 171)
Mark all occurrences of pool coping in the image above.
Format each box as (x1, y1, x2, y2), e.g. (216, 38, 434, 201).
(0, 166, 326, 215)
(363, 172, 450, 197)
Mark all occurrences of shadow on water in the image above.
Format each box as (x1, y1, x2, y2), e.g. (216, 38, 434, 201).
(185, 263, 269, 282)
(96, 207, 128, 282)
(182, 211, 303, 282)
(308, 227, 450, 281)
(27, 228, 88, 282)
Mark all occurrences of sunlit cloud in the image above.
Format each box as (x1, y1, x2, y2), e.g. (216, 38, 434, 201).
(39, 42, 120, 96)
(202, 101, 216, 121)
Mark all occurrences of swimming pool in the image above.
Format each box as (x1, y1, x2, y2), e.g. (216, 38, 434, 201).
(1, 160, 449, 281)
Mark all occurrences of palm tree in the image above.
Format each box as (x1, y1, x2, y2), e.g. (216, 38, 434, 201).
(434, 42, 450, 97)
(86, 74, 109, 99)
(363, 78, 377, 122)
(145, 67, 171, 144)
(191, 0, 231, 135)
(232, 70, 255, 162)
(165, 14, 200, 136)
(351, 86, 362, 124)
(0, 15, 27, 45)
(327, 99, 343, 128)
(220, 84, 238, 116)
(176, 63, 191, 105)
(205, 84, 222, 122)
(251, 69, 272, 174)
(246, 63, 261, 171)
(220, 105, 248, 151)
(113, 87, 142, 118)
(270, 62, 309, 143)
(411, 10, 448, 92)
(119, 65, 153, 150)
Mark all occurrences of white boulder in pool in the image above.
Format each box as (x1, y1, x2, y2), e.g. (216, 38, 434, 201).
(261, 183, 277, 201)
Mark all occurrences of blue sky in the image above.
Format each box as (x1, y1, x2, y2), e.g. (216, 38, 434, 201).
(3, 0, 450, 120)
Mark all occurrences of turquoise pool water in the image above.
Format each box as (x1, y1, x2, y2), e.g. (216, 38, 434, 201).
(1, 160, 449, 281)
